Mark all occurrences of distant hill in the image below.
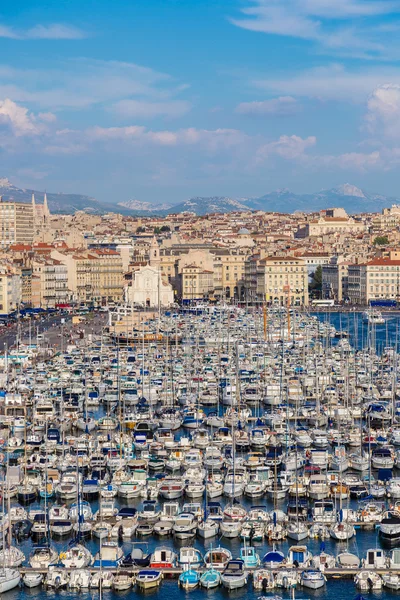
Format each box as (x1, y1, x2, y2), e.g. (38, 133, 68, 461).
(163, 184, 398, 215)
(248, 184, 399, 214)
(118, 199, 172, 212)
(0, 178, 397, 216)
(161, 196, 251, 216)
(0, 178, 140, 216)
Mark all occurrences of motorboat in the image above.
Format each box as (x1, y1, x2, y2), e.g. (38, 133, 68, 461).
(23, 572, 43, 588)
(136, 569, 163, 590)
(60, 544, 93, 568)
(44, 567, 69, 589)
(69, 569, 91, 589)
(50, 519, 74, 537)
(354, 570, 382, 591)
(159, 479, 185, 500)
(253, 568, 275, 590)
(121, 548, 151, 568)
(286, 545, 312, 568)
(29, 545, 58, 569)
(379, 511, 400, 545)
(300, 570, 326, 590)
(239, 545, 260, 568)
(362, 309, 385, 324)
(178, 547, 203, 569)
(93, 541, 123, 568)
(362, 548, 386, 569)
(112, 571, 133, 591)
(383, 573, 400, 590)
(312, 551, 336, 570)
(150, 547, 177, 568)
(204, 546, 232, 569)
(90, 571, 114, 589)
(221, 559, 248, 590)
(173, 513, 198, 539)
(262, 548, 285, 568)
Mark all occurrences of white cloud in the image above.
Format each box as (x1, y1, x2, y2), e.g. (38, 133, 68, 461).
(253, 64, 400, 103)
(0, 25, 19, 39)
(236, 96, 299, 116)
(364, 84, 400, 137)
(230, 0, 400, 59)
(87, 125, 246, 150)
(25, 24, 86, 39)
(0, 98, 41, 136)
(38, 112, 57, 123)
(316, 150, 382, 171)
(0, 23, 86, 40)
(257, 134, 316, 161)
(0, 59, 188, 111)
(112, 99, 191, 119)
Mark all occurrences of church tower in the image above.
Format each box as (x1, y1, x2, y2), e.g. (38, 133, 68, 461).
(43, 193, 50, 221)
(149, 236, 160, 267)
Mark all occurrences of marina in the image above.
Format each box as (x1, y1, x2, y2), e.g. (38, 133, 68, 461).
(2, 306, 400, 600)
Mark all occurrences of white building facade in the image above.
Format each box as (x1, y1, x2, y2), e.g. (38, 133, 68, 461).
(127, 266, 174, 307)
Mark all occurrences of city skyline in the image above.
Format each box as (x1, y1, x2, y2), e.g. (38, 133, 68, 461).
(2, 0, 400, 204)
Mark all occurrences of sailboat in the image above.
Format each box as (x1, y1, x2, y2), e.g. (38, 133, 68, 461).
(287, 447, 309, 541)
(198, 477, 219, 538)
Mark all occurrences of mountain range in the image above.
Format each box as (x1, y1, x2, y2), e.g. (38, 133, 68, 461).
(0, 179, 396, 216)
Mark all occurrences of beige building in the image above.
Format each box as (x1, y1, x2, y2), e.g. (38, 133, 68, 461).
(31, 258, 69, 308)
(257, 256, 309, 306)
(348, 251, 400, 304)
(52, 248, 124, 304)
(296, 215, 365, 238)
(181, 264, 214, 301)
(213, 250, 248, 300)
(0, 269, 20, 315)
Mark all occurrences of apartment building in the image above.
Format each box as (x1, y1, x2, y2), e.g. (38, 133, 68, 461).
(0, 200, 34, 246)
(0, 269, 20, 315)
(19, 267, 32, 306)
(256, 255, 309, 306)
(244, 254, 261, 304)
(52, 248, 124, 304)
(347, 251, 400, 304)
(181, 264, 214, 302)
(213, 250, 248, 300)
(31, 258, 69, 308)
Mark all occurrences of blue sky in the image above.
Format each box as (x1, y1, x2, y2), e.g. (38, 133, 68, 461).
(2, 0, 400, 204)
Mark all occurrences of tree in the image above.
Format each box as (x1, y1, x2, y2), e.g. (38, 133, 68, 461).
(310, 265, 322, 296)
(136, 226, 146, 233)
(373, 235, 389, 246)
(160, 225, 170, 232)
(153, 226, 161, 234)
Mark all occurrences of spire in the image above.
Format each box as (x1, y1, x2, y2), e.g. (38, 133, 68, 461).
(43, 192, 49, 219)
(31, 192, 35, 207)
